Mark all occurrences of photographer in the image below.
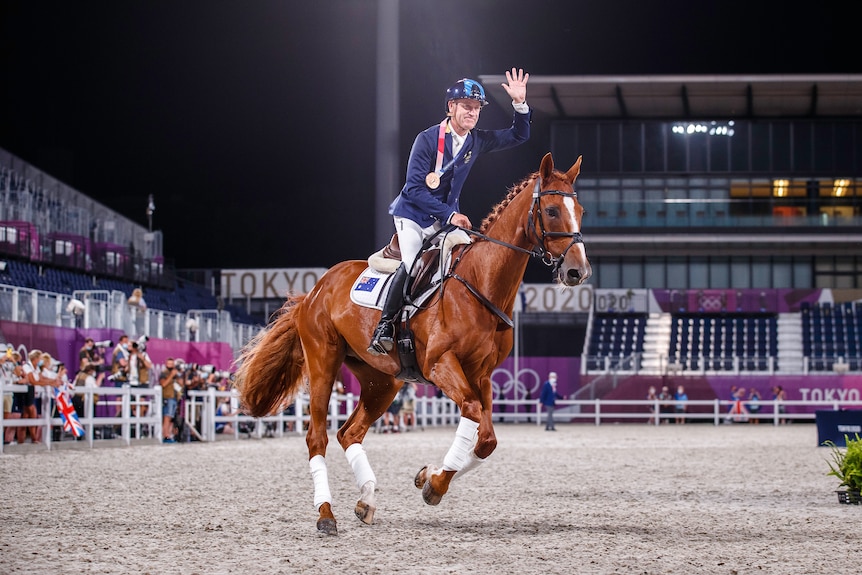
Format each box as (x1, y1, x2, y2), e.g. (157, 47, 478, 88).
(158, 358, 182, 443)
(183, 365, 207, 439)
(128, 337, 153, 423)
(79, 338, 109, 385)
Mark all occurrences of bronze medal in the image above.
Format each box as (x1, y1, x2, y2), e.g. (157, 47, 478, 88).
(425, 172, 440, 189)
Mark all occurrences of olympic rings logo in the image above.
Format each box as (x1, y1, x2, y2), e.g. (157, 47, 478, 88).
(491, 367, 543, 400)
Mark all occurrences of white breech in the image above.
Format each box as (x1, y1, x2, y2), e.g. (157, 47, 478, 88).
(309, 455, 331, 510)
(442, 417, 485, 480)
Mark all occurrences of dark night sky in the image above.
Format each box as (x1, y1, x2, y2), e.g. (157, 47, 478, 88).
(1, 1, 858, 273)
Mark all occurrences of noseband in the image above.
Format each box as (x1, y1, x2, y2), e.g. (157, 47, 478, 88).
(527, 178, 584, 275)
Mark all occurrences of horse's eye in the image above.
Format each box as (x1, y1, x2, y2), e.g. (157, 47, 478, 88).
(545, 207, 559, 218)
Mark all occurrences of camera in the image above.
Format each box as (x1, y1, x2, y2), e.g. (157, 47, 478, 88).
(174, 359, 186, 371)
(94, 339, 113, 349)
(132, 335, 149, 352)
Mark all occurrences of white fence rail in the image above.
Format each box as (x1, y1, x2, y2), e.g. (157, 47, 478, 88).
(3, 384, 861, 453)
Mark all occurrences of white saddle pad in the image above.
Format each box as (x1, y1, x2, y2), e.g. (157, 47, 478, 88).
(350, 268, 395, 310)
(349, 267, 442, 312)
(354, 229, 472, 312)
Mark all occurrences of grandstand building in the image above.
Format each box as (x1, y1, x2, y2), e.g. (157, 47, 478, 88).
(473, 74, 862, 398)
(1, 147, 259, 373)
(480, 74, 862, 290)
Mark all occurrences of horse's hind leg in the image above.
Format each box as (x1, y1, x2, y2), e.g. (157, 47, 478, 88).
(309, 455, 338, 535)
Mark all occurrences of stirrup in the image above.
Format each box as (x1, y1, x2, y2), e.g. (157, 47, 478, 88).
(367, 323, 395, 355)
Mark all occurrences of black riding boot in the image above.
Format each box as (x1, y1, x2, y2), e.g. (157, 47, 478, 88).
(367, 264, 409, 355)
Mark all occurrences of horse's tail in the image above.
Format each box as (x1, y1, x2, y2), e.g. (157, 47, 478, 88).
(233, 296, 306, 417)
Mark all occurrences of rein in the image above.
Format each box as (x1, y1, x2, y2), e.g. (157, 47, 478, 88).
(413, 176, 583, 329)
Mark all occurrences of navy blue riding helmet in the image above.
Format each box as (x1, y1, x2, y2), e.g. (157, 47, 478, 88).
(445, 78, 488, 112)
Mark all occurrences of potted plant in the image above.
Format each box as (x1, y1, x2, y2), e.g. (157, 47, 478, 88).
(823, 433, 862, 505)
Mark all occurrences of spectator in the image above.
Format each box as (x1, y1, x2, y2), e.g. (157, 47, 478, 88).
(2, 349, 22, 445)
(382, 393, 402, 433)
(646, 385, 658, 425)
(771, 385, 787, 425)
(110, 335, 130, 380)
(215, 395, 236, 435)
(725, 386, 749, 423)
(78, 338, 105, 378)
(674, 384, 688, 424)
(18, 349, 45, 444)
(158, 358, 181, 443)
(332, 378, 347, 428)
(658, 385, 673, 424)
(540, 371, 563, 431)
(399, 381, 417, 431)
(73, 363, 99, 417)
(127, 287, 147, 311)
(43, 358, 72, 441)
(183, 367, 207, 439)
(747, 388, 762, 424)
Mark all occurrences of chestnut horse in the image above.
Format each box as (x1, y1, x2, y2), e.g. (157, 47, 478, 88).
(234, 152, 591, 535)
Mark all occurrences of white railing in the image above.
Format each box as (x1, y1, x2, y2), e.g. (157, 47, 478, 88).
(0, 383, 163, 453)
(4, 383, 862, 452)
(0, 283, 262, 352)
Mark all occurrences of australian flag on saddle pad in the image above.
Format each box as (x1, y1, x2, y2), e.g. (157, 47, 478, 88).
(54, 386, 85, 438)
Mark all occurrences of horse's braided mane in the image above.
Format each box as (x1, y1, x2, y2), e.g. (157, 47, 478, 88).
(478, 171, 537, 234)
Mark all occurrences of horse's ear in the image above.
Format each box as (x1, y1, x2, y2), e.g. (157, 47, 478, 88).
(564, 155, 583, 183)
(539, 152, 555, 180)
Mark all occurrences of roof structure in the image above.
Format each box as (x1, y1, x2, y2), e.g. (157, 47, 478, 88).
(478, 74, 862, 119)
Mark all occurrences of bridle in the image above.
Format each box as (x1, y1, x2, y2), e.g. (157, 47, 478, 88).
(414, 175, 585, 328)
(526, 177, 584, 277)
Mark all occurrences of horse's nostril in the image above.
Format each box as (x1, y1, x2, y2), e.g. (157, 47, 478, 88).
(567, 269, 581, 281)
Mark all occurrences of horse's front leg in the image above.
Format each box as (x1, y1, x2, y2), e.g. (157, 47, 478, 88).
(415, 359, 498, 505)
(414, 407, 497, 504)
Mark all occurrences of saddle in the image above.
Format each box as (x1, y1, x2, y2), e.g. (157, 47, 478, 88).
(367, 231, 471, 385)
(369, 232, 471, 300)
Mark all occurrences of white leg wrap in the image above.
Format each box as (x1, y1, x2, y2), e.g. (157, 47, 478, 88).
(309, 455, 332, 511)
(442, 417, 480, 472)
(345, 443, 377, 490)
(452, 450, 486, 481)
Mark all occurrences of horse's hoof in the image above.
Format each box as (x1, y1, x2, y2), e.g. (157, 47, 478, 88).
(414, 466, 428, 489)
(354, 500, 376, 525)
(316, 517, 338, 535)
(422, 480, 443, 506)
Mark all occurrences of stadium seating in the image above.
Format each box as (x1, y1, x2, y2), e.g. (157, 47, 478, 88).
(0, 258, 255, 321)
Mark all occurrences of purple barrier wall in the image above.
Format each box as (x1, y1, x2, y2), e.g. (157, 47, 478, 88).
(0, 320, 234, 372)
(340, 356, 581, 400)
(601, 374, 862, 416)
(651, 288, 826, 314)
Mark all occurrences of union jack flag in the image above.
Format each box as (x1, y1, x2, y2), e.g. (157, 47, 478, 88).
(354, 276, 379, 292)
(54, 386, 85, 438)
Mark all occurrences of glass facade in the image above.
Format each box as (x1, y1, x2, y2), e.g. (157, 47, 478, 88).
(552, 119, 862, 289)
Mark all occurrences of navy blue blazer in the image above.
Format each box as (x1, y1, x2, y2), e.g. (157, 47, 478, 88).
(388, 110, 531, 228)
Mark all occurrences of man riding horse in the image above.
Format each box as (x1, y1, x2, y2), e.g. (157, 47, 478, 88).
(367, 69, 532, 355)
